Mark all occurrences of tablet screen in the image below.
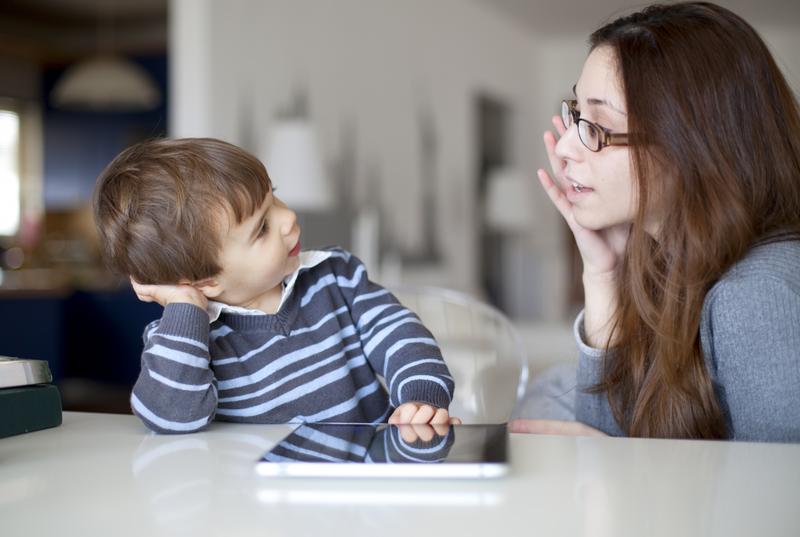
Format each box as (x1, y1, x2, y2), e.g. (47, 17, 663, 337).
(256, 423, 508, 479)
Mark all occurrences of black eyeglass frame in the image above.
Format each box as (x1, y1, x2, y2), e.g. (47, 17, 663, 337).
(561, 99, 630, 152)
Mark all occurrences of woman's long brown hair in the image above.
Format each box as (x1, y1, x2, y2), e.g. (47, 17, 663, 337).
(589, 2, 800, 438)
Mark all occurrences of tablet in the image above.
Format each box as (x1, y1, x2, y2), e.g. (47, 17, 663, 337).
(256, 423, 508, 479)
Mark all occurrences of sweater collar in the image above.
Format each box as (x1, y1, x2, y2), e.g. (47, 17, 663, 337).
(205, 249, 331, 323)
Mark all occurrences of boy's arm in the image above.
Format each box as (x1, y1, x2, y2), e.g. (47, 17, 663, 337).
(330, 249, 455, 411)
(132, 303, 218, 433)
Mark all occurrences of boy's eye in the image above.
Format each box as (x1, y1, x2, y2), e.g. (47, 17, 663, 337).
(257, 219, 269, 237)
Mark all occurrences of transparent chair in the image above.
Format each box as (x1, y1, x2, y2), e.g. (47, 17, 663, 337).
(390, 285, 529, 424)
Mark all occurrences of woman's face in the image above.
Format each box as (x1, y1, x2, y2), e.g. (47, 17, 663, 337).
(555, 45, 637, 231)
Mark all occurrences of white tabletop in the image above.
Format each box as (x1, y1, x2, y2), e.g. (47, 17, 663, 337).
(1, 412, 798, 537)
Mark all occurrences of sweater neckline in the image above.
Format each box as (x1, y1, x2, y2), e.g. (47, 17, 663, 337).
(217, 307, 292, 334)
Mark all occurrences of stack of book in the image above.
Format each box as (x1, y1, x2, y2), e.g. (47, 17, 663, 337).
(0, 356, 62, 438)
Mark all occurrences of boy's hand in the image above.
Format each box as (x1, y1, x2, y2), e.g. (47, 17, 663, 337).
(388, 402, 463, 426)
(397, 423, 451, 444)
(131, 278, 209, 310)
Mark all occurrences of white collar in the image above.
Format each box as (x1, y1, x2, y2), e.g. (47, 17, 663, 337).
(205, 249, 331, 323)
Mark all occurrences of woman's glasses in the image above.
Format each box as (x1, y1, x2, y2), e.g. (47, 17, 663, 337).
(561, 100, 629, 152)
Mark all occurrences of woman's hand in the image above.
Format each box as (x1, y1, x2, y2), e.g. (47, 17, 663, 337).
(131, 278, 209, 310)
(539, 116, 630, 279)
(508, 419, 606, 437)
(540, 116, 630, 346)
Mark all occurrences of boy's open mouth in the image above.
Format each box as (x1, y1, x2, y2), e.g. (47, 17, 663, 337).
(289, 240, 301, 257)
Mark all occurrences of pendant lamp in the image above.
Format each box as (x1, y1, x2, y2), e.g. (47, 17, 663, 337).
(50, 55, 161, 112)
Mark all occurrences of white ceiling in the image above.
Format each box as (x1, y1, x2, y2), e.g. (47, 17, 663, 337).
(477, 0, 800, 36)
(2, 0, 797, 62)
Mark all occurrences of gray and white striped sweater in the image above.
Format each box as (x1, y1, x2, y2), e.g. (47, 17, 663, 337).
(131, 248, 454, 433)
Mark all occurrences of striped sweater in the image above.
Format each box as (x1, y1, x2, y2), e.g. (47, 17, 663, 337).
(131, 248, 454, 433)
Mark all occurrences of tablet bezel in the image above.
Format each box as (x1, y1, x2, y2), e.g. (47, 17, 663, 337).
(255, 423, 509, 479)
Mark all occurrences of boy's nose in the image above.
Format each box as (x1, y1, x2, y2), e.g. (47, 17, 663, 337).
(272, 196, 298, 235)
(280, 206, 298, 236)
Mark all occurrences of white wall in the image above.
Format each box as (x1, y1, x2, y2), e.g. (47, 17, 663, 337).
(169, 0, 213, 139)
(760, 24, 800, 93)
(170, 0, 569, 320)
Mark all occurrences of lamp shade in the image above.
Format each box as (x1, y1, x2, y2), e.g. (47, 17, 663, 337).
(263, 119, 334, 210)
(484, 167, 535, 232)
(50, 56, 162, 112)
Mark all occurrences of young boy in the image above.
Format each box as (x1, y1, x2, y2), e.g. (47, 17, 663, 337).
(93, 138, 456, 433)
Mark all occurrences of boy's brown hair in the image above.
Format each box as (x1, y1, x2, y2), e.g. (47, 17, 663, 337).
(93, 137, 271, 284)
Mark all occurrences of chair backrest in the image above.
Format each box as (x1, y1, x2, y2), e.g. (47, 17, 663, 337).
(390, 284, 529, 424)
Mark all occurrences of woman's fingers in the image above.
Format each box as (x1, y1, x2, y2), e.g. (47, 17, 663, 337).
(507, 419, 606, 437)
(552, 114, 567, 137)
(537, 169, 576, 226)
(544, 130, 566, 187)
(538, 168, 615, 271)
(539, 124, 585, 236)
(544, 114, 567, 188)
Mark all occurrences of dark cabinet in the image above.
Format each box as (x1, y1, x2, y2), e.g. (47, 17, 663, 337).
(0, 287, 161, 410)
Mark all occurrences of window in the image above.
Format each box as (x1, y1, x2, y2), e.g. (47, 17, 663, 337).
(0, 109, 20, 237)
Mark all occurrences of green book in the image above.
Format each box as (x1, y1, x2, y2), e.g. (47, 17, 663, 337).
(0, 384, 63, 438)
(0, 357, 63, 438)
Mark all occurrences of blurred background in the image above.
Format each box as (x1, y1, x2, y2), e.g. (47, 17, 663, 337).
(1, 0, 798, 412)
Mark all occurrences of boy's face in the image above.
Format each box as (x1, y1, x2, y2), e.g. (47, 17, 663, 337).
(206, 189, 301, 310)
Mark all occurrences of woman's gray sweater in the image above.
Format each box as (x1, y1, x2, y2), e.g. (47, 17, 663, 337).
(574, 240, 800, 442)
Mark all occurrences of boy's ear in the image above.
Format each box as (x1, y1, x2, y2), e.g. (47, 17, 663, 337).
(193, 278, 223, 298)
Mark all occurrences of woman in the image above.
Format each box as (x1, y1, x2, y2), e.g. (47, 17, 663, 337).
(511, 2, 800, 441)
